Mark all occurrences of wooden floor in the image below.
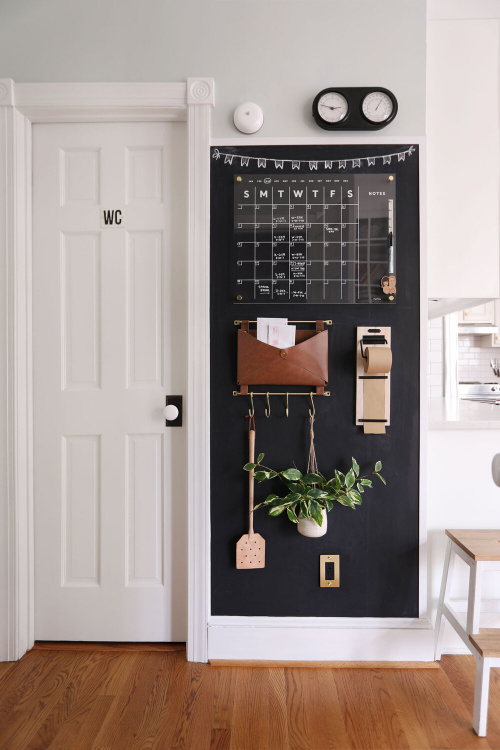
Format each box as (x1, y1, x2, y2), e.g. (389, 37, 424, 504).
(2, 647, 500, 749)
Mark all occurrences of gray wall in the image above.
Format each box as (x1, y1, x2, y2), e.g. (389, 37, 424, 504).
(0, 0, 426, 136)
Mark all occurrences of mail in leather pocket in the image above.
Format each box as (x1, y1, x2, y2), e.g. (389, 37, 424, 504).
(237, 325, 328, 395)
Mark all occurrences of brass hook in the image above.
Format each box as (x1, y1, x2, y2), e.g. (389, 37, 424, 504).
(309, 392, 315, 417)
(286, 392, 289, 418)
(265, 392, 271, 418)
(248, 392, 255, 417)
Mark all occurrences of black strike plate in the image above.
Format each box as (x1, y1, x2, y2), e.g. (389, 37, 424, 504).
(165, 395, 183, 427)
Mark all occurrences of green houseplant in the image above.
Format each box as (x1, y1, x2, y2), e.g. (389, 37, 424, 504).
(243, 455, 385, 529)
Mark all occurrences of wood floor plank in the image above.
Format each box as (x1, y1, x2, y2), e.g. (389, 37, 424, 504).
(300, 668, 351, 750)
(48, 694, 115, 750)
(230, 667, 272, 750)
(0, 651, 90, 750)
(91, 652, 160, 748)
(126, 653, 177, 748)
(149, 651, 199, 749)
(22, 652, 121, 750)
(334, 669, 409, 750)
(212, 665, 238, 730)
(285, 667, 310, 750)
(268, 668, 289, 750)
(440, 654, 500, 750)
(170, 662, 218, 750)
(382, 666, 460, 749)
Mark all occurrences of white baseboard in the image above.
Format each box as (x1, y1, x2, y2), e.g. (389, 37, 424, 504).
(208, 617, 435, 662)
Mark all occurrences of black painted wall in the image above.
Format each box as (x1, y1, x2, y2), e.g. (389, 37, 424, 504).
(210, 144, 420, 618)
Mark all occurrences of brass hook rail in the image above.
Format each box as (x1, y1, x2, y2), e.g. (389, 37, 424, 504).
(233, 391, 331, 397)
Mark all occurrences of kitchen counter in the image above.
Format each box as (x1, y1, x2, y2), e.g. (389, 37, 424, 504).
(429, 397, 500, 429)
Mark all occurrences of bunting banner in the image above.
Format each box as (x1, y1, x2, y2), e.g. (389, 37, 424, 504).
(212, 145, 415, 171)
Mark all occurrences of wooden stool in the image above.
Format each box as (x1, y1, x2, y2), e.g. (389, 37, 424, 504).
(435, 530, 500, 736)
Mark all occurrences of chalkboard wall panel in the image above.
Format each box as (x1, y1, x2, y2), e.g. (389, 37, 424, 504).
(210, 145, 420, 618)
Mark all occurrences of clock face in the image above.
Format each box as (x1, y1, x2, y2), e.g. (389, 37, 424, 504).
(362, 91, 394, 123)
(317, 91, 349, 124)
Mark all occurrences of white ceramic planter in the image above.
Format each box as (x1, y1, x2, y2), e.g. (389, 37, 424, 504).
(297, 508, 327, 538)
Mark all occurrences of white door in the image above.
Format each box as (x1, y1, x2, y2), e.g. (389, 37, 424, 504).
(33, 122, 187, 641)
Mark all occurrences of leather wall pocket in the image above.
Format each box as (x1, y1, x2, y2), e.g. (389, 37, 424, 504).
(237, 325, 328, 395)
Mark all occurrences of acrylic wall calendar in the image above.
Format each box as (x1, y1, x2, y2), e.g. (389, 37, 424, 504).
(234, 173, 396, 304)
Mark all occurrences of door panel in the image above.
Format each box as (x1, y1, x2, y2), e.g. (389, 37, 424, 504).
(33, 122, 187, 641)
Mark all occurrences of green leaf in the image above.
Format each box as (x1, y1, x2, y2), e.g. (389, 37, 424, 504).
(282, 479, 301, 493)
(335, 470, 345, 486)
(284, 492, 302, 504)
(345, 468, 356, 490)
(375, 473, 386, 485)
(282, 468, 303, 481)
(268, 505, 286, 516)
(243, 463, 256, 471)
(264, 493, 279, 504)
(350, 490, 363, 504)
(254, 471, 269, 482)
(300, 499, 310, 519)
(309, 500, 323, 526)
(357, 484, 364, 494)
(267, 470, 278, 479)
(360, 479, 372, 487)
(257, 452, 264, 464)
(302, 473, 323, 486)
(287, 507, 299, 523)
(375, 460, 382, 472)
(325, 498, 334, 511)
(307, 487, 327, 499)
(352, 458, 360, 477)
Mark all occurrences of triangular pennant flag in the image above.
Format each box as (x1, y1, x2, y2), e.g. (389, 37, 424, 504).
(383, 155, 391, 165)
(325, 161, 333, 169)
(339, 160, 346, 169)
(398, 152, 406, 162)
(367, 157, 376, 166)
(224, 154, 234, 165)
(309, 161, 318, 170)
(408, 146, 415, 156)
(275, 160, 284, 169)
(352, 159, 361, 168)
(292, 161, 300, 170)
(240, 157, 250, 167)
(258, 158, 267, 168)
(212, 148, 221, 160)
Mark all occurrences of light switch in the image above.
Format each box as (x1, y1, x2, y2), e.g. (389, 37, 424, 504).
(320, 554, 340, 588)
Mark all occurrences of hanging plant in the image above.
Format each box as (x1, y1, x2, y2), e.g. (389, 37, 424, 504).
(243, 455, 386, 527)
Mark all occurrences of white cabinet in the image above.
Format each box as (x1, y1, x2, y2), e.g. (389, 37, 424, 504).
(480, 300, 500, 348)
(427, 19, 500, 298)
(458, 302, 495, 325)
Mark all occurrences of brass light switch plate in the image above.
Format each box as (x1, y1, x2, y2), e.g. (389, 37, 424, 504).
(320, 555, 340, 588)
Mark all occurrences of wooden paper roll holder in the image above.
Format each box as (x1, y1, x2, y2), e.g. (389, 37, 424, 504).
(355, 326, 391, 431)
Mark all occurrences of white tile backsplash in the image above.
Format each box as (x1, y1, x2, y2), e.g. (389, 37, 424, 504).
(458, 333, 500, 383)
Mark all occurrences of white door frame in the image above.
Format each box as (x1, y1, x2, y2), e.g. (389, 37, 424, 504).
(0, 78, 213, 663)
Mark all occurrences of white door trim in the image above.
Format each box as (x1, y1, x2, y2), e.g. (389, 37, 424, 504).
(0, 78, 213, 663)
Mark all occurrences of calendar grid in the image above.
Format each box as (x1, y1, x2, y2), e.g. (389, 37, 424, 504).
(234, 174, 396, 304)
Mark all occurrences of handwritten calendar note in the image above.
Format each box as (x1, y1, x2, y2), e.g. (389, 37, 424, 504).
(234, 173, 396, 304)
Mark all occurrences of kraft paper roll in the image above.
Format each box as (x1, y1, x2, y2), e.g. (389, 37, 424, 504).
(364, 346, 392, 375)
(363, 346, 392, 434)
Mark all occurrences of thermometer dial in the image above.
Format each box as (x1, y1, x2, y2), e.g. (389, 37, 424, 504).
(361, 91, 395, 124)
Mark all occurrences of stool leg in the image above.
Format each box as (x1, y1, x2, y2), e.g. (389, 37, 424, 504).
(473, 656, 491, 736)
(467, 560, 483, 635)
(435, 540, 454, 660)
